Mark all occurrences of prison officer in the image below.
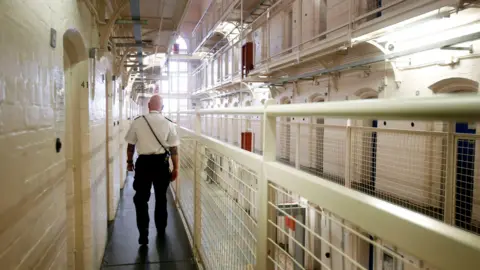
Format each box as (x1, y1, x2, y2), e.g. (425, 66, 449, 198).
(125, 95, 180, 245)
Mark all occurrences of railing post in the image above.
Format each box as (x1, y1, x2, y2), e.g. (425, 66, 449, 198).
(444, 121, 456, 225)
(256, 99, 276, 270)
(295, 122, 301, 169)
(193, 108, 202, 255)
(344, 119, 352, 188)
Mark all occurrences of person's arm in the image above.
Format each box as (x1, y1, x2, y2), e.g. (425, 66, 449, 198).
(166, 122, 180, 181)
(127, 144, 135, 171)
(169, 146, 179, 172)
(125, 120, 138, 171)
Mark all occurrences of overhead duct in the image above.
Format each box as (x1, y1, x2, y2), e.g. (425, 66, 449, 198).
(129, 0, 144, 84)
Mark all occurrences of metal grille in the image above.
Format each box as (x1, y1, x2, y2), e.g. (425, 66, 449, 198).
(454, 133, 480, 234)
(302, 122, 346, 186)
(350, 126, 447, 221)
(266, 182, 429, 270)
(197, 144, 258, 269)
(178, 138, 196, 233)
(277, 119, 295, 166)
(200, 114, 263, 154)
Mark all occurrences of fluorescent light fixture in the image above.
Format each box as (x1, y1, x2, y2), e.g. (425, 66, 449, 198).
(352, 8, 455, 44)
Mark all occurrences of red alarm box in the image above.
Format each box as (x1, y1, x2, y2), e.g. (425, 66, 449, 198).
(241, 132, 253, 152)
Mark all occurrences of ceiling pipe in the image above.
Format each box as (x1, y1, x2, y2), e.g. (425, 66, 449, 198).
(129, 0, 144, 76)
(151, 0, 168, 78)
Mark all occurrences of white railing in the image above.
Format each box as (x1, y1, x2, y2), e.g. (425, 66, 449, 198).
(191, 0, 457, 94)
(171, 94, 480, 270)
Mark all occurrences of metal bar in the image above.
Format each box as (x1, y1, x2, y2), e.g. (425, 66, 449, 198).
(115, 19, 148, 24)
(256, 99, 277, 270)
(111, 36, 136, 39)
(344, 119, 352, 188)
(124, 64, 146, 67)
(268, 31, 480, 85)
(444, 121, 456, 225)
(199, 106, 264, 115)
(265, 93, 480, 121)
(115, 43, 153, 47)
(193, 140, 202, 251)
(295, 122, 300, 169)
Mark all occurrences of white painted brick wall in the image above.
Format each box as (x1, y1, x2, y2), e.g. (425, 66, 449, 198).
(0, 1, 127, 269)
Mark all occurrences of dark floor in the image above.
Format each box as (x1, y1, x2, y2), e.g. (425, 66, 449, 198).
(101, 174, 197, 270)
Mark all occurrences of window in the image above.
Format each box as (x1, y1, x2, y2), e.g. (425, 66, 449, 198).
(179, 62, 188, 72)
(175, 36, 188, 54)
(163, 98, 188, 112)
(161, 80, 169, 92)
(169, 62, 178, 72)
(179, 74, 188, 93)
(171, 76, 178, 93)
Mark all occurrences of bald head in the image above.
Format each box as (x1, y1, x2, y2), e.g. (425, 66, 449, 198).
(148, 95, 163, 112)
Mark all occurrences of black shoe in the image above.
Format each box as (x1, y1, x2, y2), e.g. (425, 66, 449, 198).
(139, 235, 149, 245)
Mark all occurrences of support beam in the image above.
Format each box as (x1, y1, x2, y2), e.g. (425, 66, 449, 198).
(115, 43, 154, 47)
(100, 0, 130, 49)
(115, 19, 148, 25)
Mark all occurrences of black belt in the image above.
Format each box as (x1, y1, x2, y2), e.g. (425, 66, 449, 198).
(139, 153, 167, 157)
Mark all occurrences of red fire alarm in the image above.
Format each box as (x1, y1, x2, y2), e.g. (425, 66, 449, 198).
(241, 131, 253, 152)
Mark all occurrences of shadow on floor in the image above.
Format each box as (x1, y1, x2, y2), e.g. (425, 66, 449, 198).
(101, 173, 197, 270)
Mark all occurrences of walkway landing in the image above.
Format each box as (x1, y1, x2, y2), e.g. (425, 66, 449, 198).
(101, 173, 197, 270)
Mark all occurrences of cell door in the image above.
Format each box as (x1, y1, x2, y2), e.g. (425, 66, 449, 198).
(455, 122, 476, 229)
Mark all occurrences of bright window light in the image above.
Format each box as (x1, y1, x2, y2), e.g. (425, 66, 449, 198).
(376, 8, 480, 45)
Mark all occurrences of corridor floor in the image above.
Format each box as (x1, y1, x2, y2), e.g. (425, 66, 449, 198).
(101, 173, 197, 269)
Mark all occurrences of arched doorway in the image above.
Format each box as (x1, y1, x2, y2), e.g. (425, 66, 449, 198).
(63, 28, 89, 270)
(429, 78, 478, 231)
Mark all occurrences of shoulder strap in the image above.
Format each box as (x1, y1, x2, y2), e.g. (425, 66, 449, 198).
(142, 116, 170, 156)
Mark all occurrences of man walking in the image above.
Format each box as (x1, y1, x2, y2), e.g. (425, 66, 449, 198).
(125, 95, 180, 245)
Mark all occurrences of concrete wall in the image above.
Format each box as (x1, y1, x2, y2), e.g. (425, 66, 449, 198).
(0, 1, 127, 269)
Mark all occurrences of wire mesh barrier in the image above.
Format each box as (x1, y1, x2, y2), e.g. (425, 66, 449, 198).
(176, 135, 259, 269)
(454, 134, 480, 234)
(350, 126, 447, 221)
(197, 145, 258, 269)
(171, 95, 480, 270)
(184, 113, 263, 155)
(178, 137, 196, 233)
(266, 182, 433, 270)
(303, 121, 347, 186)
(276, 120, 296, 166)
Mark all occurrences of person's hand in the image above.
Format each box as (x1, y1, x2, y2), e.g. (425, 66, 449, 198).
(171, 168, 178, 181)
(127, 163, 134, 172)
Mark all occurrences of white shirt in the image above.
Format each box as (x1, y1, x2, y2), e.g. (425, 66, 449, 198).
(125, 111, 180, 155)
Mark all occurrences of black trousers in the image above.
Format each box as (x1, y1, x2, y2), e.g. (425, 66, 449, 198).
(133, 154, 171, 236)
